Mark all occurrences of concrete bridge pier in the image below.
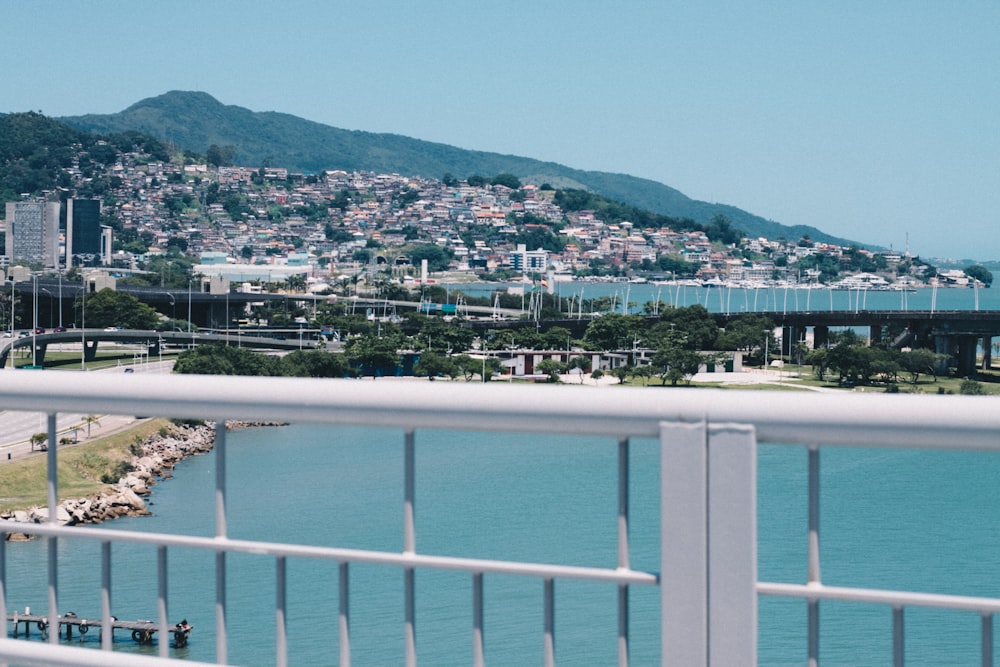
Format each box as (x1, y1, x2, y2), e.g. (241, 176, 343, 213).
(870, 325, 883, 346)
(812, 326, 828, 350)
(32, 341, 48, 365)
(84, 339, 100, 362)
(934, 335, 956, 376)
(955, 335, 979, 378)
(983, 335, 992, 370)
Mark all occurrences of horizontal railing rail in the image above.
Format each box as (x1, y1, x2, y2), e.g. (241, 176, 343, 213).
(0, 371, 998, 666)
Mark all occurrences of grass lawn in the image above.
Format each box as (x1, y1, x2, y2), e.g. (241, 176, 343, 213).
(0, 418, 171, 513)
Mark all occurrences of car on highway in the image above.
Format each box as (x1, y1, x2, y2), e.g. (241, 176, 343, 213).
(103, 326, 123, 331)
(33, 327, 45, 334)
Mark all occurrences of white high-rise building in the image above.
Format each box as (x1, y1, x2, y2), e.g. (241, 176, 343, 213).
(5, 200, 60, 268)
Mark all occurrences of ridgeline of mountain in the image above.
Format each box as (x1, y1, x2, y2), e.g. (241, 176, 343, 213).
(61, 91, 857, 247)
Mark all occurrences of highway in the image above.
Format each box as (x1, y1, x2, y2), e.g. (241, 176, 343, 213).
(0, 360, 174, 462)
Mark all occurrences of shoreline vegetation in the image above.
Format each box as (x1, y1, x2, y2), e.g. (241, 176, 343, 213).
(0, 419, 284, 539)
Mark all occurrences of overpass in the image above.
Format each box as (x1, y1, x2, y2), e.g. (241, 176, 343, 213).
(20, 280, 525, 330)
(0, 329, 323, 368)
(712, 309, 1000, 376)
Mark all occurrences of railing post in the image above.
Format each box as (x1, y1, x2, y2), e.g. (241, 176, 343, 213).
(618, 437, 630, 667)
(544, 578, 555, 667)
(404, 430, 417, 667)
(215, 421, 228, 665)
(982, 613, 993, 667)
(101, 541, 112, 651)
(660, 421, 757, 666)
(276, 556, 287, 667)
(707, 424, 757, 664)
(157, 545, 168, 658)
(893, 606, 904, 667)
(340, 563, 351, 667)
(808, 444, 821, 667)
(661, 421, 708, 665)
(473, 573, 485, 667)
(46, 413, 58, 647)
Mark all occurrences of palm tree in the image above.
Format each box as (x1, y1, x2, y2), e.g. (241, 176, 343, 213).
(83, 415, 101, 438)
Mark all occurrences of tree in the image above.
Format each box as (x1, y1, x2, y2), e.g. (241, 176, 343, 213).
(535, 358, 566, 383)
(175, 344, 283, 376)
(651, 332, 704, 386)
(964, 264, 993, 287)
(280, 350, 351, 378)
(898, 348, 938, 384)
(407, 244, 454, 272)
(30, 432, 47, 451)
(490, 173, 522, 189)
(583, 314, 645, 351)
(414, 351, 458, 380)
(345, 333, 402, 377)
(83, 415, 101, 438)
(206, 144, 236, 167)
(75, 289, 160, 329)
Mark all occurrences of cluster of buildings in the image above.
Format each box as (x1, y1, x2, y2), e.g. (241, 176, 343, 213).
(1, 143, 935, 289)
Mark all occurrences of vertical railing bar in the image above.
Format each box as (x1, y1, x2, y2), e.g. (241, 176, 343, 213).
(618, 585, 629, 667)
(339, 562, 351, 667)
(808, 444, 821, 667)
(157, 545, 168, 658)
(893, 606, 905, 667)
(618, 436, 630, 667)
(0, 525, 5, 626)
(276, 555, 288, 667)
(983, 613, 993, 667)
(473, 573, 485, 667)
(101, 541, 112, 651)
(405, 567, 416, 667)
(0, 527, 6, 667)
(215, 421, 227, 538)
(214, 421, 228, 664)
(544, 578, 555, 667)
(404, 429, 416, 554)
(46, 413, 58, 646)
(404, 429, 417, 667)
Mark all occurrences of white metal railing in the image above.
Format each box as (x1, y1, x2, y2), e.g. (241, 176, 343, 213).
(0, 371, 998, 666)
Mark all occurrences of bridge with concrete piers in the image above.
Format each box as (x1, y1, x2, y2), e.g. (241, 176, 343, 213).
(0, 329, 324, 368)
(711, 310, 1000, 377)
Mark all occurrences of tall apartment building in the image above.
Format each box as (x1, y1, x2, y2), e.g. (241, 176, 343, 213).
(510, 243, 548, 272)
(66, 198, 109, 266)
(4, 200, 60, 268)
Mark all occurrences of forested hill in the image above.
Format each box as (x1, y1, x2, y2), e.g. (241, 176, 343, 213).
(60, 91, 858, 247)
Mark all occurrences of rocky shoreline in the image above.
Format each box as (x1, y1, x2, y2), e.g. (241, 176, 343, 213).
(2, 420, 289, 539)
(1, 422, 214, 540)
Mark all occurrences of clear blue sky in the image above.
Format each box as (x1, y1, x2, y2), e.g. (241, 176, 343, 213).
(5, 1, 999, 261)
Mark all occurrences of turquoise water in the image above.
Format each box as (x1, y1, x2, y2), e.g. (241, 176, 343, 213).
(449, 280, 1000, 315)
(5, 424, 1000, 665)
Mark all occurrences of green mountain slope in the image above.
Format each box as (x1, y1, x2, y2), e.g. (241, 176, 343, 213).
(61, 91, 858, 246)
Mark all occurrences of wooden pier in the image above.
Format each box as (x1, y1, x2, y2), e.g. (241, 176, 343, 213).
(5, 610, 192, 647)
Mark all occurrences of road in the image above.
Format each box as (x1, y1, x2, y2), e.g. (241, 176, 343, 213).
(0, 359, 175, 462)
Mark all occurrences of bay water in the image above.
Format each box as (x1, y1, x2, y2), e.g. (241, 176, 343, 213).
(5, 421, 1000, 665)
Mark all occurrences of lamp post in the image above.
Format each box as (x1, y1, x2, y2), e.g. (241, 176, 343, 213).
(31, 274, 37, 367)
(81, 276, 86, 370)
(763, 329, 770, 375)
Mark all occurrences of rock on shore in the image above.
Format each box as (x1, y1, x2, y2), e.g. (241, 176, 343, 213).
(2, 422, 216, 537)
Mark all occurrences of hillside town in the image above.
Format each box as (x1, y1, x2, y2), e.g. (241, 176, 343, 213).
(2, 138, 989, 292)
